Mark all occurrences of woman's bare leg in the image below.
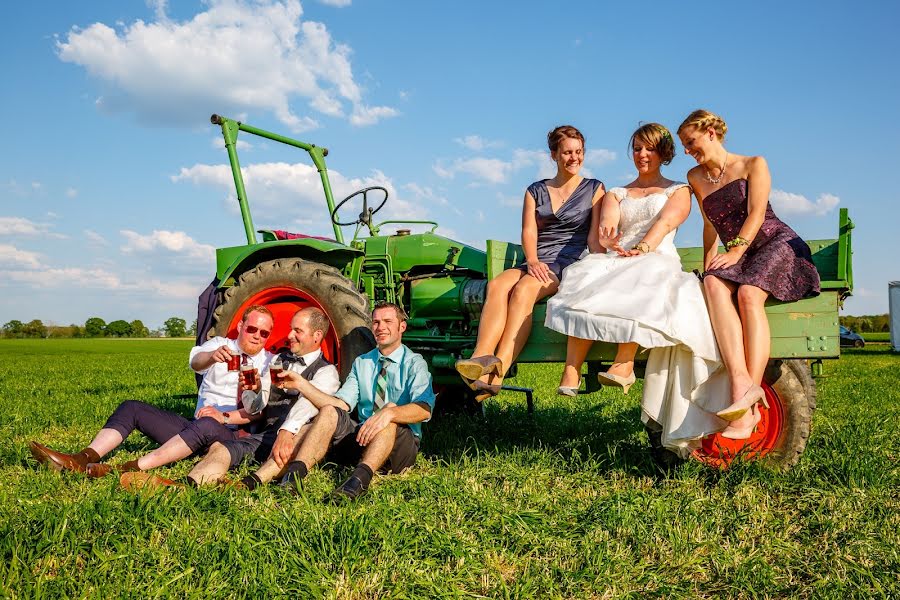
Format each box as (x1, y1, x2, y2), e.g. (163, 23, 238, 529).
(736, 285, 770, 384)
(471, 268, 527, 359)
(704, 275, 757, 429)
(491, 274, 558, 384)
(607, 343, 639, 377)
(560, 337, 593, 388)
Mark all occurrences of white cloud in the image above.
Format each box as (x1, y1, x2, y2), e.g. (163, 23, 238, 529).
(0, 244, 43, 269)
(211, 136, 252, 151)
(57, 0, 396, 131)
(318, 0, 352, 6)
(172, 161, 426, 231)
(0, 265, 201, 299)
(65, 188, 78, 198)
(433, 157, 513, 184)
(84, 229, 109, 245)
(497, 192, 521, 208)
(120, 229, 215, 262)
(585, 148, 617, 166)
(454, 135, 502, 152)
(0, 217, 47, 236)
(769, 189, 840, 216)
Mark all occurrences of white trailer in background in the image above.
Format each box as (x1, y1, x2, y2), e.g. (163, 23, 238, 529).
(891, 282, 900, 352)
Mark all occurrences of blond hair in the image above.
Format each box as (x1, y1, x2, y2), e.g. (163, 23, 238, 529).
(630, 123, 676, 165)
(677, 109, 728, 141)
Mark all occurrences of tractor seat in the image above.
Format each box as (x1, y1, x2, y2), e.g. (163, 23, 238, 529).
(259, 229, 337, 243)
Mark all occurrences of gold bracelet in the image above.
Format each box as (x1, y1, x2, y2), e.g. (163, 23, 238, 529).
(632, 241, 650, 254)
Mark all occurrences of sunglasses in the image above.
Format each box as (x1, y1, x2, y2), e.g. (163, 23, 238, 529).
(243, 325, 271, 338)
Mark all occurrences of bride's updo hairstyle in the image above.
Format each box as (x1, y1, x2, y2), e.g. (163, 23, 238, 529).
(677, 109, 728, 141)
(630, 123, 676, 165)
(547, 125, 585, 153)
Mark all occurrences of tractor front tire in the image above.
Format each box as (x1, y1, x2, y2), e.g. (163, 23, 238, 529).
(208, 258, 374, 379)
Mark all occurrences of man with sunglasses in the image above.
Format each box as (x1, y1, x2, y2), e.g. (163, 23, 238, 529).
(29, 305, 276, 478)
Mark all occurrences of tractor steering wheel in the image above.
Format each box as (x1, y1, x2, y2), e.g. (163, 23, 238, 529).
(330, 186, 389, 227)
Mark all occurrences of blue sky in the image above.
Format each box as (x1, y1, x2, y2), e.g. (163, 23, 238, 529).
(2, 0, 898, 329)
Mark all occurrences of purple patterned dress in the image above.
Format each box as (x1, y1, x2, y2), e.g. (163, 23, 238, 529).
(702, 179, 820, 301)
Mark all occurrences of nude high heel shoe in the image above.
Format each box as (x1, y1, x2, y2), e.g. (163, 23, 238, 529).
(720, 405, 763, 440)
(597, 370, 636, 395)
(455, 355, 503, 388)
(716, 384, 768, 422)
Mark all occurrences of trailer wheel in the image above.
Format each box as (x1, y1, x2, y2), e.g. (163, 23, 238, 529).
(647, 359, 816, 471)
(208, 258, 374, 379)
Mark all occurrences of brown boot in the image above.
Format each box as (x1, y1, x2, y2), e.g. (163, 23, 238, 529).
(86, 460, 140, 479)
(29, 442, 100, 473)
(120, 472, 181, 491)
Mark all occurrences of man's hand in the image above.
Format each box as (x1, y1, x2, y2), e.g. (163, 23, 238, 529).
(271, 430, 298, 467)
(196, 405, 226, 423)
(356, 404, 396, 447)
(210, 345, 233, 364)
(279, 369, 311, 393)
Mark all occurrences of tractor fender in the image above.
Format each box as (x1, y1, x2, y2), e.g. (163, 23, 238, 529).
(215, 238, 362, 286)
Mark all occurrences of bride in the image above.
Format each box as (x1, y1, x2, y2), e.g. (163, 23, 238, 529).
(545, 122, 730, 456)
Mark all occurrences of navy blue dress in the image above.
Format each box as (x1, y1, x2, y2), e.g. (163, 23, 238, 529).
(517, 178, 603, 278)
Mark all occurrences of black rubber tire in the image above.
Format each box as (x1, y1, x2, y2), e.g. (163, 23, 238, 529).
(853, 339, 865, 348)
(433, 384, 485, 418)
(762, 358, 816, 470)
(646, 358, 816, 471)
(208, 258, 374, 380)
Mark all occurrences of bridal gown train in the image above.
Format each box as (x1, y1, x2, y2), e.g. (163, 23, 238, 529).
(545, 183, 731, 457)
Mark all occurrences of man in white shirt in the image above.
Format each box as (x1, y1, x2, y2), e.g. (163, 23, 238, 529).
(122, 306, 340, 489)
(29, 305, 275, 477)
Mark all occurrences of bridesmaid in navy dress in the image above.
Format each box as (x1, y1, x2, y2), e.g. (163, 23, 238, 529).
(455, 125, 605, 399)
(677, 109, 820, 439)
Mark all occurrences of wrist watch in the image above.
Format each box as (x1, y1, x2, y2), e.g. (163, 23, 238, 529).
(222, 411, 230, 424)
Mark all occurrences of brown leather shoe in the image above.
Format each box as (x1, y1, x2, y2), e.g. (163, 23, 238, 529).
(29, 442, 93, 473)
(86, 460, 139, 479)
(120, 472, 181, 491)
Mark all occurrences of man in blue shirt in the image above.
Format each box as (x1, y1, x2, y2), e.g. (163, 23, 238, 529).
(280, 301, 435, 502)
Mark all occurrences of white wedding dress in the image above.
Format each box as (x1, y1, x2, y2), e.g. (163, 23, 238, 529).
(545, 183, 731, 457)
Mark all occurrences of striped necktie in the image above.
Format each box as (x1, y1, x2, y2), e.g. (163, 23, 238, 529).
(374, 356, 390, 409)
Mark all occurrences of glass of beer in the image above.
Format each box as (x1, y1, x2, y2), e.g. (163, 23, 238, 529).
(227, 349, 241, 371)
(270, 357, 285, 388)
(240, 362, 258, 389)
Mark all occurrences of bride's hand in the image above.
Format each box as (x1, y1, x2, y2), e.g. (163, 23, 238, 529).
(598, 227, 627, 256)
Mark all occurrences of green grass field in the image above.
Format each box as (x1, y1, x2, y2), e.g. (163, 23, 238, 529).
(861, 332, 891, 343)
(1, 340, 898, 598)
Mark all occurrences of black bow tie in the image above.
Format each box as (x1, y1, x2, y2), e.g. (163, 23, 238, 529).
(281, 354, 306, 367)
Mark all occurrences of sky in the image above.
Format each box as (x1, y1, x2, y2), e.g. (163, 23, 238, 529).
(2, 0, 898, 329)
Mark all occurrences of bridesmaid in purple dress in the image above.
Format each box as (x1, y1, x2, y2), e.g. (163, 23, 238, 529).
(455, 125, 605, 399)
(677, 109, 820, 440)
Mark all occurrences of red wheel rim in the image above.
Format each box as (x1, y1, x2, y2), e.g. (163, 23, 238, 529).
(226, 286, 340, 368)
(691, 383, 784, 468)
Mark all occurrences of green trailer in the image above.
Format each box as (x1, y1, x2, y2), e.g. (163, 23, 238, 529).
(201, 115, 853, 470)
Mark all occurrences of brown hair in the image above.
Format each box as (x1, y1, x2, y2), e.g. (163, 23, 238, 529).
(677, 109, 728, 141)
(372, 301, 408, 322)
(547, 125, 585, 154)
(242, 304, 274, 322)
(630, 123, 676, 165)
(295, 306, 330, 337)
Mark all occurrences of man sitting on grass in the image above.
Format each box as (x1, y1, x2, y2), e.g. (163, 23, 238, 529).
(122, 307, 340, 490)
(30, 305, 275, 478)
(277, 301, 435, 503)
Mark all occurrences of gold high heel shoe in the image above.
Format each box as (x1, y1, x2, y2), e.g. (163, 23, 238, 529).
(597, 369, 636, 395)
(471, 380, 502, 402)
(720, 405, 763, 440)
(455, 355, 503, 389)
(716, 384, 768, 422)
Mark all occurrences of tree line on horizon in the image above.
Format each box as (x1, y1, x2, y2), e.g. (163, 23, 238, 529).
(1, 317, 198, 339)
(839, 314, 891, 333)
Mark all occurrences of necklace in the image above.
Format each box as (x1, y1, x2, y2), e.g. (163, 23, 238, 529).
(705, 152, 728, 185)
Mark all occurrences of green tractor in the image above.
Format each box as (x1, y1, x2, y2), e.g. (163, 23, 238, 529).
(199, 114, 854, 470)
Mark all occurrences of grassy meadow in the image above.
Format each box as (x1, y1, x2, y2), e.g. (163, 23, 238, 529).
(1, 339, 898, 598)
(861, 332, 891, 343)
